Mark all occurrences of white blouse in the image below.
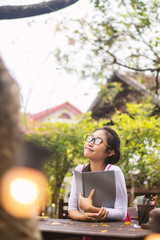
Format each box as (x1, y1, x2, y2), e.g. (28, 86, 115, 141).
(68, 164, 128, 221)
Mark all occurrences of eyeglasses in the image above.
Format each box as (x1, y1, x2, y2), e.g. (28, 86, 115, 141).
(85, 135, 111, 148)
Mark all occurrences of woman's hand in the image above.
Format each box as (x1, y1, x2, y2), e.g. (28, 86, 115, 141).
(79, 189, 95, 212)
(83, 207, 108, 222)
(68, 208, 108, 222)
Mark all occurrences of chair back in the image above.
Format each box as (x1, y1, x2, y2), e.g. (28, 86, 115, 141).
(58, 198, 68, 219)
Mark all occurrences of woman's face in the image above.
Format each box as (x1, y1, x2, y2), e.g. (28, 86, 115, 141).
(84, 129, 109, 162)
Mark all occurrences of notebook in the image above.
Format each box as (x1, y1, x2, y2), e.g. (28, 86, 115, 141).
(74, 170, 116, 208)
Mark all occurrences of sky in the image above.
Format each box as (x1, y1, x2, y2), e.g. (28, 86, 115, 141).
(0, 0, 99, 114)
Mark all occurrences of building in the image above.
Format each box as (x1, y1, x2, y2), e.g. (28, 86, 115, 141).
(28, 101, 82, 124)
(88, 70, 160, 120)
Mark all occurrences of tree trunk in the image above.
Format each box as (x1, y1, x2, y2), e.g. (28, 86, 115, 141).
(52, 179, 64, 217)
(130, 173, 135, 206)
(0, 57, 42, 240)
(0, 0, 78, 20)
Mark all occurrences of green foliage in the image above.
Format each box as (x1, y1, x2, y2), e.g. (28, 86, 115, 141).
(99, 82, 123, 103)
(112, 102, 160, 189)
(24, 104, 160, 205)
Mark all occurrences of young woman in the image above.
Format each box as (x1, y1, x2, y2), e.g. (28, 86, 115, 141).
(68, 127, 128, 222)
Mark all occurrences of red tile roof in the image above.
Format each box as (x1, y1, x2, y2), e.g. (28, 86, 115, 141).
(30, 101, 82, 121)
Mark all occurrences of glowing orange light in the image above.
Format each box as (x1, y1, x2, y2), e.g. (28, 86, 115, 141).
(10, 179, 38, 204)
(0, 167, 48, 218)
(145, 234, 160, 240)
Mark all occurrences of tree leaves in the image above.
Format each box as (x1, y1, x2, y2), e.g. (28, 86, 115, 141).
(55, 0, 160, 88)
(24, 101, 160, 204)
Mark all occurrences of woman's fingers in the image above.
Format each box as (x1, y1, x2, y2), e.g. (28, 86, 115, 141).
(88, 189, 95, 199)
(84, 207, 108, 222)
(96, 207, 108, 221)
(100, 210, 108, 220)
(79, 192, 83, 198)
(84, 212, 99, 221)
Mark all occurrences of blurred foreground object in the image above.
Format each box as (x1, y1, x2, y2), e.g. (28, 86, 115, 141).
(0, 0, 79, 19)
(0, 56, 43, 240)
(145, 234, 160, 240)
(149, 208, 160, 234)
(0, 57, 22, 177)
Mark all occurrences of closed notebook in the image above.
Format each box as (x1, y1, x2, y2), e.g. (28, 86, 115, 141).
(74, 170, 116, 208)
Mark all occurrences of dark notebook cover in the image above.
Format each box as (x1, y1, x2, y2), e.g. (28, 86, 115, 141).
(74, 170, 116, 208)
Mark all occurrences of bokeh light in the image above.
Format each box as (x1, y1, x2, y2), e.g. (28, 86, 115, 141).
(10, 178, 38, 204)
(0, 166, 48, 218)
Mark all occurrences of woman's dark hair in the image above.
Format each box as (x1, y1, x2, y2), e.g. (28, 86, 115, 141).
(97, 127, 120, 164)
(83, 127, 120, 172)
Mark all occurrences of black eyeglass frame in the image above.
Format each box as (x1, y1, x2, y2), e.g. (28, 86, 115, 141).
(85, 135, 111, 148)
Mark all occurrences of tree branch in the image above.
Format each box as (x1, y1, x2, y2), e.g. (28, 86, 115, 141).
(0, 0, 79, 19)
(134, 24, 160, 62)
(78, 33, 160, 73)
(102, 49, 160, 73)
(114, 59, 160, 73)
(155, 70, 159, 95)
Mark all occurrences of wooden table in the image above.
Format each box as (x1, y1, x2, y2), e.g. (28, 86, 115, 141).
(38, 218, 151, 240)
